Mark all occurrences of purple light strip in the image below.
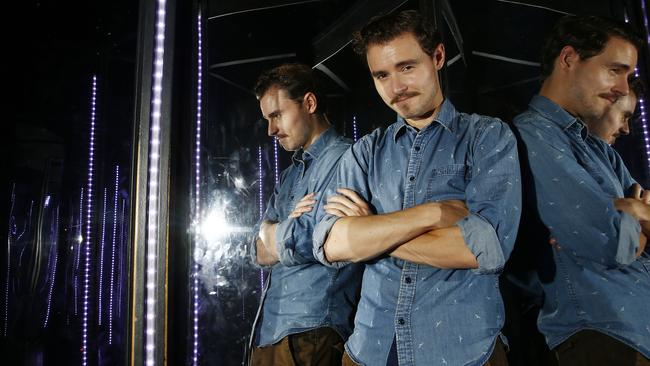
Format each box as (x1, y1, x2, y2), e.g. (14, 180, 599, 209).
(273, 138, 279, 184)
(82, 75, 98, 366)
(109, 166, 119, 344)
(145, 0, 167, 363)
(191, 9, 204, 366)
(352, 115, 359, 142)
(117, 198, 126, 319)
(98, 188, 107, 326)
(258, 146, 264, 292)
(4, 183, 16, 337)
(626, 6, 650, 173)
(44, 206, 60, 328)
(637, 0, 650, 173)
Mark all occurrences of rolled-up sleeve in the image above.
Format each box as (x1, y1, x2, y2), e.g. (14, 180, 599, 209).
(461, 118, 522, 274)
(313, 135, 374, 267)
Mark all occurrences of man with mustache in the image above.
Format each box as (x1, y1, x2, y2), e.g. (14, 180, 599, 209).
(512, 15, 650, 365)
(313, 10, 521, 366)
(586, 78, 642, 146)
(250, 63, 362, 366)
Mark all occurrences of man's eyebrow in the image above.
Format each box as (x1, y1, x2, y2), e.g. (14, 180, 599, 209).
(608, 62, 632, 71)
(266, 110, 280, 119)
(370, 59, 419, 78)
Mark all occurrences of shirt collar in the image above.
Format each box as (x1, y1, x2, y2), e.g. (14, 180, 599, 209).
(529, 94, 585, 131)
(392, 98, 456, 141)
(292, 127, 337, 165)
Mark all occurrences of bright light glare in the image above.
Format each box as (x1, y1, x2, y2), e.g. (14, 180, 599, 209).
(199, 210, 231, 241)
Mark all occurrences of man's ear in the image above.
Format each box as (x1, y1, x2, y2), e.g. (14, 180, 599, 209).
(432, 43, 446, 70)
(303, 92, 318, 114)
(558, 45, 579, 72)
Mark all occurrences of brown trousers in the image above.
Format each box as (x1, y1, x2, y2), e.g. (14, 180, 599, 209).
(341, 337, 509, 366)
(553, 330, 650, 366)
(250, 327, 344, 366)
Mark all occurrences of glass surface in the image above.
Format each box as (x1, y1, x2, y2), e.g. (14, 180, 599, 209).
(3, 1, 138, 364)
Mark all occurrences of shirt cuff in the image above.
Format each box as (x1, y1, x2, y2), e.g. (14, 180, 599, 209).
(615, 212, 641, 266)
(249, 232, 273, 269)
(312, 215, 349, 268)
(274, 218, 311, 266)
(457, 213, 505, 274)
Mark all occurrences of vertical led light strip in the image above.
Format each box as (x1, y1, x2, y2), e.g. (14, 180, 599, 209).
(117, 198, 126, 318)
(352, 115, 359, 142)
(4, 183, 16, 337)
(98, 188, 108, 326)
(273, 139, 279, 184)
(82, 75, 98, 366)
(191, 9, 204, 366)
(258, 146, 264, 292)
(44, 206, 60, 328)
(144, 0, 167, 364)
(626, 7, 650, 173)
(109, 166, 120, 344)
(637, 0, 650, 172)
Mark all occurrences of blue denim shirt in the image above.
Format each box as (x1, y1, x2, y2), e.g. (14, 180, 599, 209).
(251, 128, 363, 347)
(513, 95, 650, 357)
(313, 100, 521, 366)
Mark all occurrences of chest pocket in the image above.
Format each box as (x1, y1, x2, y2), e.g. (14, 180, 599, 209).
(426, 164, 470, 202)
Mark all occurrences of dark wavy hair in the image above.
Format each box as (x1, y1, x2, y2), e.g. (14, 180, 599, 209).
(254, 63, 327, 114)
(540, 15, 643, 80)
(352, 10, 442, 57)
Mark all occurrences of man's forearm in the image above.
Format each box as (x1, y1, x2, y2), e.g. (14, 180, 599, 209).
(323, 203, 443, 263)
(256, 238, 278, 266)
(389, 226, 478, 269)
(256, 221, 279, 265)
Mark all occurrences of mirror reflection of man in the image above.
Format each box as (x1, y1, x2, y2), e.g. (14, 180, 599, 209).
(250, 64, 362, 366)
(312, 10, 521, 366)
(512, 15, 650, 365)
(586, 78, 642, 145)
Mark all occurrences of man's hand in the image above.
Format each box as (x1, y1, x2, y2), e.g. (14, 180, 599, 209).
(289, 193, 317, 218)
(324, 188, 373, 217)
(616, 183, 650, 221)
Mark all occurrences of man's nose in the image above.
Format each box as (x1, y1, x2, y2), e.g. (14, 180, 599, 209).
(267, 121, 278, 136)
(613, 75, 630, 97)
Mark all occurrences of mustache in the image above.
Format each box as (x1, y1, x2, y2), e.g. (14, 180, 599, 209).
(390, 92, 419, 105)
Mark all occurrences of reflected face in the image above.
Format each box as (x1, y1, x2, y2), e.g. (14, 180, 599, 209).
(588, 92, 637, 144)
(366, 32, 445, 127)
(260, 87, 314, 151)
(567, 37, 637, 122)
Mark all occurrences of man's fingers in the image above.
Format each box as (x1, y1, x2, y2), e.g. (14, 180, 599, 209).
(324, 207, 347, 218)
(298, 193, 316, 202)
(327, 194, 358, 211)
(336, 188, 370, 208)
(641, 189, 650, 205)
(632, 183, 643, 200)
(294, 199, 316, 209)
(324, 202, 354, 216)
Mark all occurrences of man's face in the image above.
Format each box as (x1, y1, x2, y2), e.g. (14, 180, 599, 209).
(567, 36, 637, 123)
(259, 87, 313, 151)
(366, 32, 445, 127)
(589, 92, 637, 144)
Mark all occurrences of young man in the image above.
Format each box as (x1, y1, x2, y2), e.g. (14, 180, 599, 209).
(586, 78, 642, 145)
(313, 10, 521, 366)
(250, 63, 362, 366)
(513, 15, 650, 365)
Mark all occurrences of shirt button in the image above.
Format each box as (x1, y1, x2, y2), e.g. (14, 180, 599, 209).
(398, 318, 405, 325)
(409, 176, 415, 181)
(414, 146, 420, 151)
(290, 195, 294, 200)
(404, 276, 412, 284)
